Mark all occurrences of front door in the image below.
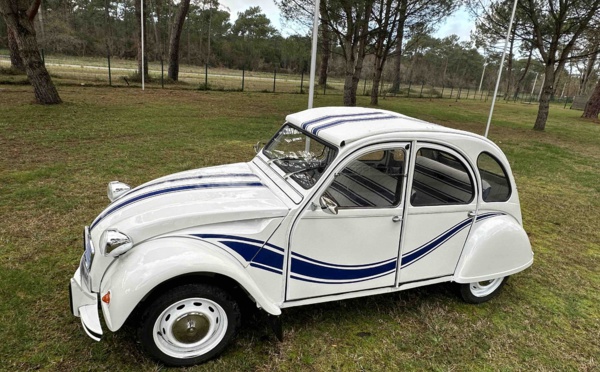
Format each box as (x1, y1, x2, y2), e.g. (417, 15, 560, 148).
(398, 144, 478, 283)
(286, 144, 409, 301)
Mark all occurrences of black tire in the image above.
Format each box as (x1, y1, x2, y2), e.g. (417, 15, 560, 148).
(459, 276, 508, 304)
(138, 283, 241, 367)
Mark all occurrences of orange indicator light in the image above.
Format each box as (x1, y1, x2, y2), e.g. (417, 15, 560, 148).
(102, 291, 111, 304)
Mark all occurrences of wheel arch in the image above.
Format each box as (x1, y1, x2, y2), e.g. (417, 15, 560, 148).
(454, 214, 533, 283)
(99, 237, 282, 332)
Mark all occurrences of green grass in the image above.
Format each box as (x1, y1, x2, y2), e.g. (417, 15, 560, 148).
(0, 85, 599, 371)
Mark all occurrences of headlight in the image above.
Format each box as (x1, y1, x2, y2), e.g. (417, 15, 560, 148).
(107, 181, 131, 202)
(100, 229, 133, 257)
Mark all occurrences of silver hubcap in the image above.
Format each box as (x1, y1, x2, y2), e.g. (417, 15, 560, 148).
(153, 298, 228, 358)
(469, 277, 504, 297)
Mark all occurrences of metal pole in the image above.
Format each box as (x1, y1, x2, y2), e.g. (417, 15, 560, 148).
(537, 75, 545, 101)
(478, 63, 487, 96)
(308, 0, 320, 108)
(529, 72, 538, 103)
(107, 49, 112, 86)
(273, 69, 276, 92)
(242, 67, 245, 92)
(141, 0, 145, 90)
(205, 63, 208, 88)
(300, 70, 304, 94)
(484, 0, 518, 137)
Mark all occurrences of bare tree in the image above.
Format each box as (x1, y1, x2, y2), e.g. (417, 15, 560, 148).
(520, 0, 600, 130)
(371, 0, 398, 104)
(0, 0, 61, 104)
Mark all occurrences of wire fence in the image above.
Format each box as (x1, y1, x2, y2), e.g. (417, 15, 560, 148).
(0, 53, 579, 107)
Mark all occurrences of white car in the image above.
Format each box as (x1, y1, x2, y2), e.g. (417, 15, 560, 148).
(69, 107, 533, 366)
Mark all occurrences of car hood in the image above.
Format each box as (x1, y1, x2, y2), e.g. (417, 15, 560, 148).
(89, 163, 289, 244)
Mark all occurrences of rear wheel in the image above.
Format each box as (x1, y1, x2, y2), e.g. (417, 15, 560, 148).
(459, 277, 507, 304)
(138, 283, 240, 366)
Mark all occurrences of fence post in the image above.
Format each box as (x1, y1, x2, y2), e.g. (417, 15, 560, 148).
(160, 58, 164, 88)
(300, 70, 304, 94)
(323, 82, 326, 95)
(205, 63, 208, 88)
(419, 82, 425, 98)
(466, 87, 470, 99)
(363, 78, 367, 95)
(407, 81, 412, 97)
(456, 87, 461, 102)
(485, 90, 490, 102)
(242, 67, 245, 92)
(273, 69, 276, 92)
(107, 48, 112, 86)
(441, 84, 445, 98)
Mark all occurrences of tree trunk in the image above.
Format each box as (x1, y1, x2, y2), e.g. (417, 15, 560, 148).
(7, 28, 25, 71)
(167, 0, 190, 81)
(582, 80, 600, 119)
(0, 0, 61, 104)
(371, 61, 384, 105)
(135, 0, 149, 82)
(504, 29, 515, 100)
(390, 0, 407, 93)
(342, 44, 356, 106)
(318, 0, 330, 86)
(533, 65, 556, 131)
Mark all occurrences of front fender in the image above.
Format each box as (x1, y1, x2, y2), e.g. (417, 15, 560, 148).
(454, 214, 533, 283)
(99, 236, 282, 332)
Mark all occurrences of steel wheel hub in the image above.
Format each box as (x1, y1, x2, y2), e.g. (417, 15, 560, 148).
(470, 277, 504, 297)
(153, 297, 228, 358)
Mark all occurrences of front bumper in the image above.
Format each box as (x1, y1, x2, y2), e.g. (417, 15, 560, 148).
(70, 263, 103, 341)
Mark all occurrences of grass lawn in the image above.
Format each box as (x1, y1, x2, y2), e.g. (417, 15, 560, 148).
(0, 85, 598, 371)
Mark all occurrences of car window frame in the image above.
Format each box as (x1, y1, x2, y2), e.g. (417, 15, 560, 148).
(476, 151, 513, 203)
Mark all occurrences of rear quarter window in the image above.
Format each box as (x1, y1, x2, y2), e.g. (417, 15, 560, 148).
(477, 152, 512, 202)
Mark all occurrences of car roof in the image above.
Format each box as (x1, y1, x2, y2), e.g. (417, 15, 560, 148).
(285, 106, 482, 147)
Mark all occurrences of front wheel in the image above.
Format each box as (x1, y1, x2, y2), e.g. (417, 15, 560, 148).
(138, 283, 241, 366)
(459, 277, 507, 304)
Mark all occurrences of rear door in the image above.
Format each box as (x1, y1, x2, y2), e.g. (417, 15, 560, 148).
(398, 144, 478, 283)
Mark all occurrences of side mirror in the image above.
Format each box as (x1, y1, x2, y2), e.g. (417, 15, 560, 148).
(253, 141, 264, 154)
(320, 195, 339, 215)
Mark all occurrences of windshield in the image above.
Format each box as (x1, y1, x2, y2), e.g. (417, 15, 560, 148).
(263, 124, 337, 189)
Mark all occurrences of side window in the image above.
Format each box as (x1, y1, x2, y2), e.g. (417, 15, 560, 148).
(324, 148, 405, 208)
(411, 148, 474, 206)
(477, 152, 512, 202)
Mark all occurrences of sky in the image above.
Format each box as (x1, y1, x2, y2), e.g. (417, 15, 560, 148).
(219, 0, 475, 42)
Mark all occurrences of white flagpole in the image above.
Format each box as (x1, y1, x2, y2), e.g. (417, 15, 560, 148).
(484, 0, 518, 137)
(308, 0, 320, 109)
(141, 0, 145, 91)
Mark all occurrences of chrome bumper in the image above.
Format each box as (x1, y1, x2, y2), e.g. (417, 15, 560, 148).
(70, 263, 103, 341)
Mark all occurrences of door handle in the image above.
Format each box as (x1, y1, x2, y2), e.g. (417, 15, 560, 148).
(467, 210, 477, 218)
(392, 215, 402, 223)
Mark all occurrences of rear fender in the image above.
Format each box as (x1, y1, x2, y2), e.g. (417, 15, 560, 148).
(454, 214, 533, 283)
(99, 236, 282, 332)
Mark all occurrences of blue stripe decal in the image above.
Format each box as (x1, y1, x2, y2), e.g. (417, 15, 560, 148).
(301, 112, 382, 130)
(291, 257, 396, 281)
(188, 213, 505, 281)
(311, 115, 398, 135)
(400, 212, 504, 268)
(194, 234, 284, 252)
(90, 181, 263, 230)
(292, 251, 395, 268)
(123, 173, 258, 198)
